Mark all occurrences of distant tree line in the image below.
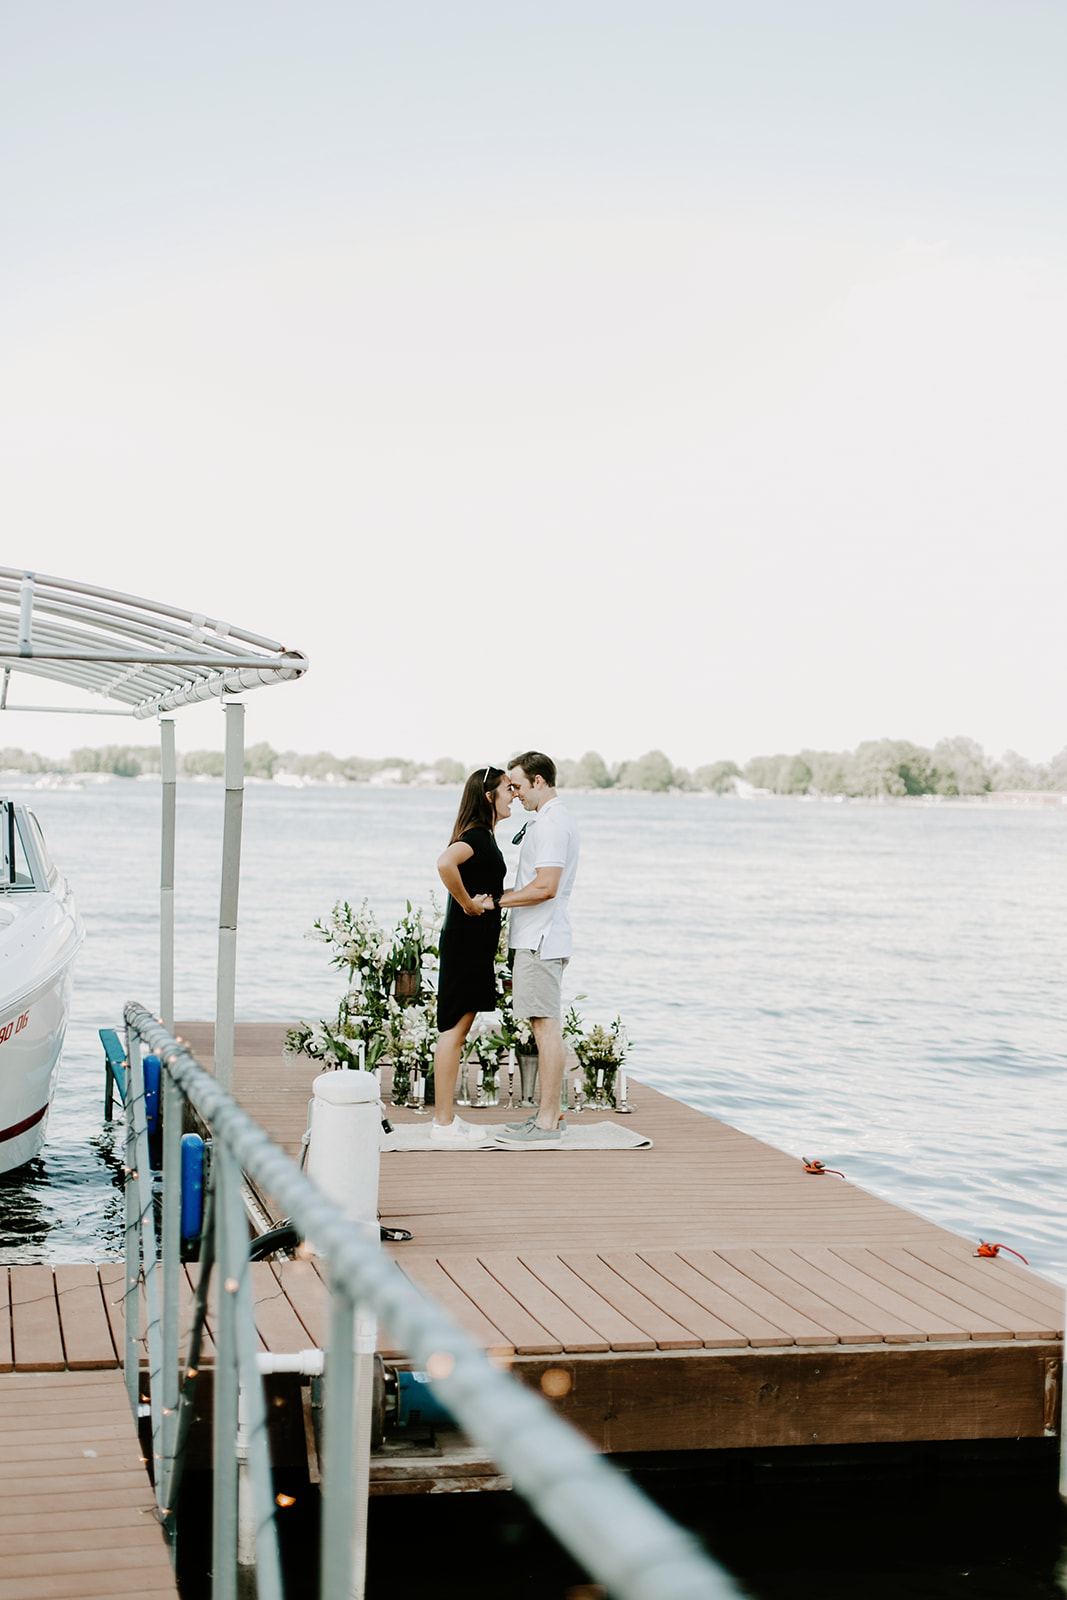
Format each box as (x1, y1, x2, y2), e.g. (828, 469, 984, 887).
(2, 737, 1065, 795)
(737, 736, 1067, 797)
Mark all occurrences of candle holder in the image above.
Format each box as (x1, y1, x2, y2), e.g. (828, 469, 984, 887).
(456, 1061, 471, 1107)
(613, 1069, 635, 1114)
(409, 1071, 429, 1115)
(571, 1081, 585, 1114)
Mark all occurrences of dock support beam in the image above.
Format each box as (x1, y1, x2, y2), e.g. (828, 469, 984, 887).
(215, 700, 244, 1092)
(159, 718, 176, 1032)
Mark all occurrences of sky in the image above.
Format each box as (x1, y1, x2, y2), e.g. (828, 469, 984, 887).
(2, 1, 1065, 768)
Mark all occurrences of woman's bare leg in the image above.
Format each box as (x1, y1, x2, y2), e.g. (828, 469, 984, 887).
(433, 1013, 476, 1124)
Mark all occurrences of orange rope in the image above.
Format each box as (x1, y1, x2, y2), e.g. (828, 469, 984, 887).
(974, 1240, 1029, 1264)
(802, 1158, 845, 1178)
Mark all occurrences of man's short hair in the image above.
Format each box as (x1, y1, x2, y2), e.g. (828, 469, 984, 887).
(510, 750, 556, 787)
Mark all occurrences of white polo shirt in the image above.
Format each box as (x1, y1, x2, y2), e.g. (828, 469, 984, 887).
(508, 795, 580, 959)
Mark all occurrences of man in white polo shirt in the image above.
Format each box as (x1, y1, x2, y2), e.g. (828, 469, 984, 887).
(496, 750, 579, 1147)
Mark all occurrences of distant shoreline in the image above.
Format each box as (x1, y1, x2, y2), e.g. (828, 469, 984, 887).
(3, 769, 1064, 809)
(2, 733, 1065, 801)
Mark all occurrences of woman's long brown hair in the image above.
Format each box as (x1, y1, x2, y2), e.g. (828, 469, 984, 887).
(450, 766, 506, 843)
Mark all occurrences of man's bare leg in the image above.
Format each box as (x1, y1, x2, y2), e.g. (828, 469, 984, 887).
(531, 1015, 564, 1130)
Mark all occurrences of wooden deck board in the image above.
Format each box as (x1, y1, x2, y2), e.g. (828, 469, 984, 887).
(518, 1254, 657, 1351)
(718, 1247, 885, 1344)
(677, 1249, 836, 1346)
(560, 1252, 705, 1350)
(398, 1258, 514, 1357)
(435, 1256, 563, 1355)
(0, 1369, 176, 1597)
(752, 1247, 929, 1343)
(901, 1243, 1063, 1336)
(54, 1265, 117, 1369)
(860, 1246, 1024, 1338)
(0, 1270, 10, 1372)
(598, 1251, 751, 1348)
(478, 1254, 611, 1353)
(10, 1266, 65, 1371)
(250, 1260, 316, 1353)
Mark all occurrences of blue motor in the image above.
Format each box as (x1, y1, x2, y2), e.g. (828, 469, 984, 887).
(394, 1368, 454, 1430)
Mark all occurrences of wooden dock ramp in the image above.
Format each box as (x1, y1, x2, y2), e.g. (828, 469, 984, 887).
(0, 1368, 177, 1599)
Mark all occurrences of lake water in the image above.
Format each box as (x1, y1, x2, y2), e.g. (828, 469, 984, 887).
(1, 780, 1063, 1284)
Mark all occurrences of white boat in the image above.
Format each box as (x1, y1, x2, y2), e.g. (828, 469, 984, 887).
(0, 799, 84, 1172)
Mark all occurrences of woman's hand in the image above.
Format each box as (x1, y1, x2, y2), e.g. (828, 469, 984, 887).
(467, 893, 494, 916)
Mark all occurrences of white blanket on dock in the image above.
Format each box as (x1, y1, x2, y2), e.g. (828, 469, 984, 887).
(381, 1120, 652, 1152)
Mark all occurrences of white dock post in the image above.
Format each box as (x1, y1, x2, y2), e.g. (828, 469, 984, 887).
(308, 1071, 381, 1600)
(159, 717, 176, 1032)
(215, 699, 244, 1092)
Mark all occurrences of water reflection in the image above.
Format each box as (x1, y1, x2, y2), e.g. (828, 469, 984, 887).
(0, 1124, 125, 1264)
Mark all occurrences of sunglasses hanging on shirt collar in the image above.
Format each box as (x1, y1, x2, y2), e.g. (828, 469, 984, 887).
(512, 822, 528, 845)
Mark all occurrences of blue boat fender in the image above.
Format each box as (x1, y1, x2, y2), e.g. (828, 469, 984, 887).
(143, 1055, 162, 1135)
(180, 1133, 205, 1241)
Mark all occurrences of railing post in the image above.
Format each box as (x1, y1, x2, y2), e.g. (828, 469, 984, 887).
(213, 1138, 283, 1600)
(320, 1284, 356, 1600)
(122, 1023, 141, 1419)
(352, 1298, 378, 1600)
(306, 1071, 382, 1600)
(159, 717, 176, 1031)
(212, 1144, 241, 1600)
(161, 1176, 216, 1524)
(215, 699, 244, 1092)
(160, 1063, 182, 1540)
(129, 1041, 164, 1506)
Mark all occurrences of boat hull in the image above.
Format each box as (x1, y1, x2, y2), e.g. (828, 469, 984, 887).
(0, 959, 77, 1173)
(0, 859, 83, 1177)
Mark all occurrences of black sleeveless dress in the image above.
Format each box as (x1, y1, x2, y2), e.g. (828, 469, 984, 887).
(436, 827, 506, 1032)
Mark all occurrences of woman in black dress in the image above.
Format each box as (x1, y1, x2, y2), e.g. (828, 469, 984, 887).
(430, 765, 511, 1146)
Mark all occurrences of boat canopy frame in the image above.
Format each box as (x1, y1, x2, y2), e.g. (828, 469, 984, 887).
(0, 567, 307, 718)
(0, 568, 309, 1083)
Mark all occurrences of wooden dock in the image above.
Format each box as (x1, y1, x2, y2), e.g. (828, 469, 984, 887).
(175, 1022, 1064, 1457)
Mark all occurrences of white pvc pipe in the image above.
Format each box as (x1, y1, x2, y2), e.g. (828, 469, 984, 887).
(255, 1349, 324, 1377)
(305, 1070, 380, 1600)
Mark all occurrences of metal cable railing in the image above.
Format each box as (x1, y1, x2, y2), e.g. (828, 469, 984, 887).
(120, 1001, 742, 1600)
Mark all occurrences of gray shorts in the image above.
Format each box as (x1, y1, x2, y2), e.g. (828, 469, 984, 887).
(511, 948, 569, 1019)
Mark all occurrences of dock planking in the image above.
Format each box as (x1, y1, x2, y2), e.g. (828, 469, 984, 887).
(0, 1369, 178, 1598)
(166, 1021, 1063, 1455)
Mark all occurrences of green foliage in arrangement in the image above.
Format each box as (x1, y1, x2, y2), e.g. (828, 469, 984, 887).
(285, 898, 441, 1092)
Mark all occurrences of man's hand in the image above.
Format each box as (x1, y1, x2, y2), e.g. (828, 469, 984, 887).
(468, 893, 494, 915)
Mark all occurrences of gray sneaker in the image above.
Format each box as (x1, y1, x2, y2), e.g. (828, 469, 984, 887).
(505, 1115, 568, 1132)
(497, 1122, 563, 1147)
